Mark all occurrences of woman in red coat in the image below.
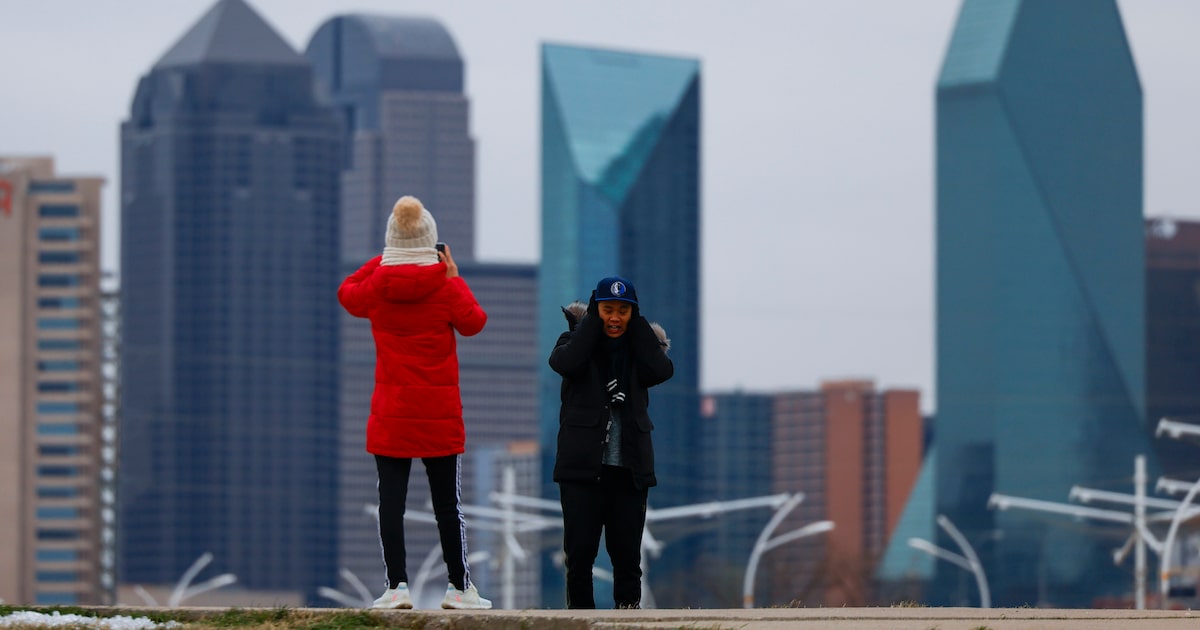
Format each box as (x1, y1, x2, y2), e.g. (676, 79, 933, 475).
(338, 195, 491, 610)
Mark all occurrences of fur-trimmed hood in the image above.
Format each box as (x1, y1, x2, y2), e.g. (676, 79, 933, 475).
(561, 301, 671, 352)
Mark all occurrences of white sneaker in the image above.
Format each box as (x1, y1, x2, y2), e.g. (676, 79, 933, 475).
(441, 582, 492, 609)
(371, 583, 413, 609)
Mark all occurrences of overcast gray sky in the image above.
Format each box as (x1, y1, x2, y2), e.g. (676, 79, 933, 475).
(5, 1, 1199, 413)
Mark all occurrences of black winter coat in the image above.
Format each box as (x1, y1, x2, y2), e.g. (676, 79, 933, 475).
(549, 309, 674, 489)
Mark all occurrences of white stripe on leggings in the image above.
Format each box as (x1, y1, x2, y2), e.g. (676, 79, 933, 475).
(455, 454, 473, 587)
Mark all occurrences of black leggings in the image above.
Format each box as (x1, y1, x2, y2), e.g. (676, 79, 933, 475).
(375, 454, 472, 591)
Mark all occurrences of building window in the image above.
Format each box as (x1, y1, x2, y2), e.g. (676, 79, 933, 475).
(38, 275, 82, 288)
(38, 382, 82, 393)
(38, 318, 84, 330)
(38, 339, 84, 351)
(37, 401, 81, 414)
(38, 227, 82, 242)
(36, 571, 79, 583)
(38, 296, 82, 308)
(36, 506, 81, 519)
(37, 424, 80, 436)
(39, 445, 83, 457)
(38, 360, 82, 372)
(36, 529, 81, 541)
(39, 204, 81, 218)
(36, 549, 80, 562)
(35, 592, 79, 605)
(37, 487, 80, 499)
(39, 251, 84, 264)
(37, 466, 80, 477)
(29, 181, 76, 194)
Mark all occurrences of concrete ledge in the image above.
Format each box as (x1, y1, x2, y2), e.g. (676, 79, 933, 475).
(12, 606, 1200, 630)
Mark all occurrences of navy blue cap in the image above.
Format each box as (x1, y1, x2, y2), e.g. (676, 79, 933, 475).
(595, 276, 638, 304)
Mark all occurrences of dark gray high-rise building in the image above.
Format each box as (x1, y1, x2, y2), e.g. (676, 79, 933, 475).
(1146, 218, 1200, 474)
(305, 15, 475, 265)
(305, 16, 541, 602)
(454, 262, 541, 605)
(118, 0, 342, 604)
(935, 0, 1153, 606)
(1144, 217, 1200, 600)
(456, 262, 540, 447)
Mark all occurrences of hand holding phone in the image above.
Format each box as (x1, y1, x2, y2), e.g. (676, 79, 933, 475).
(436, 242, 458, 278)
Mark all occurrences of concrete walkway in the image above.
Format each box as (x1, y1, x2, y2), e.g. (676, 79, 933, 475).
(362, 606, 1200, 629)
(39, 606, 1200, 629)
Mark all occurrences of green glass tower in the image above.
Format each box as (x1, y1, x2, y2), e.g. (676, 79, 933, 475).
(538, 43, 700, 607)
(935, 0, 1155, 606)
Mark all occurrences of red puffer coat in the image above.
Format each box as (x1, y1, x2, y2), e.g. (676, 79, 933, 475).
(338, 256, 487, 458)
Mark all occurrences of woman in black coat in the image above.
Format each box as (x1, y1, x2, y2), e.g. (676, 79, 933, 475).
(549, 276, 674, 609)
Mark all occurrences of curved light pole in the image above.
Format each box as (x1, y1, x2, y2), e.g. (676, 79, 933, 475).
(133, 552, 237, 607)
(741, 493, 834, 608)
(907, 515, 989, 608)
(318, 568, 374, 608)
(1158, 476, 1200, 608)
(1156, 417, 1200, 441)
(168, 552, 237, 606)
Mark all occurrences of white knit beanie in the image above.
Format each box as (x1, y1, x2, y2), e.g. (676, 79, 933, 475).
(385, 196, 438, 250)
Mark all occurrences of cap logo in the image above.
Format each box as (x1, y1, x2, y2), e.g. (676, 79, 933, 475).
(610, 281, 627, 297)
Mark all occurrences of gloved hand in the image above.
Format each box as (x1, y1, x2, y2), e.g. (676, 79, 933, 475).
(562, 306, 579, 332)
(607, 378, 627, 406)
(631, 302, 641, 321)
(587, 290, 599, 318)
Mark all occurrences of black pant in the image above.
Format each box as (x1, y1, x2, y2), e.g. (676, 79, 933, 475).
(375, 454, 471, 591)
(559, 465, 648, 608)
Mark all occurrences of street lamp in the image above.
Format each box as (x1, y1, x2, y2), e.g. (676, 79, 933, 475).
(907, 515, 990, 608)
(988, 455, 1171, 611)
(1156, 417, 1200, 441)
(132, 552, 237, 607)
(1152, 417, 1200, 608)
(1158, 476, 1200, 608)
(318, 568, 374, 608)
(741, 493, 834, 608)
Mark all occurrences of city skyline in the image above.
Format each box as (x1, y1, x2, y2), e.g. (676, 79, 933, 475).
(6, 1, 1200, 411)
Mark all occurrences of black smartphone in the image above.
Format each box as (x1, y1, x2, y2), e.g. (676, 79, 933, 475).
(436, 242, 446, 258)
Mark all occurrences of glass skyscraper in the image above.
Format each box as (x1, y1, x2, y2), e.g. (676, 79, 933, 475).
(694, 393, 775, 608)
(118, 0, 342, 604)
(538, 43, 701, 607)
(935, 0, 1154, 606)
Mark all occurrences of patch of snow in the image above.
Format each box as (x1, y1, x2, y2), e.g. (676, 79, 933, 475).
(0, 611, 181, 629)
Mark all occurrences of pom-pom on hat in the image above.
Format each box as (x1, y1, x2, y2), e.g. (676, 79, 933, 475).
(595, 276, 638, 305)
(386, 196, 438, 250)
